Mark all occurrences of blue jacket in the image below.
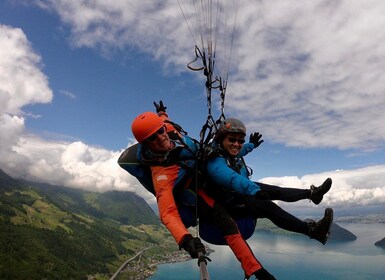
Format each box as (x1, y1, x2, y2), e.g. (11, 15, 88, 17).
(206, 142, 261, 196)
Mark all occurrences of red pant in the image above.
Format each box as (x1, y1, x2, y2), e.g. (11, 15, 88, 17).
(197, 189, 262, 276)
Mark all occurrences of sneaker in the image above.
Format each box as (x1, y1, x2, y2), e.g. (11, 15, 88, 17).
(310, 178, 332, 205)
(308, 208, 334, 245)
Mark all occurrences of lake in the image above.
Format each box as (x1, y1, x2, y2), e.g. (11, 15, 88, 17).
(149, 223, 385, 280)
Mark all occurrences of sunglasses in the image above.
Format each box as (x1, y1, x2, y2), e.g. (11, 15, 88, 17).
(227, 137, 245, 144)
(146, 126, 166, 142)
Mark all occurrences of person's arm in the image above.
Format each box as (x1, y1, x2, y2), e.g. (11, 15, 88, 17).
(239, 132, 264, 156)
(153, 100, 179, 135)
(151, 165, 191, 245)
(206, 156, 260, 195)
(239, 142, 255, 157)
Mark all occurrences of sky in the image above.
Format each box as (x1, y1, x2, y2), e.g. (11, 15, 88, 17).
(1, 0, 385, 214)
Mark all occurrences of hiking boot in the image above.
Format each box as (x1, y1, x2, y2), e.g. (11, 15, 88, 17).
(310, 178, 332, 205)
(252, 268, 277, 280)
(308, 208, 334, 245)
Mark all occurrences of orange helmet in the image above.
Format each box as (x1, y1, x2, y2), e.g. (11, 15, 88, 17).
(131, 112, 165, 143)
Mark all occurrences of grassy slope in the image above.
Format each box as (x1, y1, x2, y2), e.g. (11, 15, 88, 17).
(0, 171, 175, 280)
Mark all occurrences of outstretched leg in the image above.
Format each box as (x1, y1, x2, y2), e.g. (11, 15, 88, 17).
(241, 195, 333, 244)
(256, 178, 332, 204)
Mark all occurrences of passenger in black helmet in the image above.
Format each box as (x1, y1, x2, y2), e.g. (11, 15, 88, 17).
(205, 118, 334, 251)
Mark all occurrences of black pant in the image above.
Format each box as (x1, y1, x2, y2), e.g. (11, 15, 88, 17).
(228, 183, 311, 236)
(197, 194, 240, 236)
(242, 195, 309, 235)
(257, 182, 311, 202)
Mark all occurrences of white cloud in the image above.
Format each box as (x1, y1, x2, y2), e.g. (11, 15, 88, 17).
(8, 135, 155, 203)
(60, 89, 76, 99)
(1, 1, 384, 211)
(0, 24, 53, 164)
(0, 24, 53, 115)
(4, 128, 384, 210)
(228, 0, 385, 151)
(33, 0, 385, 151)
(36, 0, 192, 65)
(0, 21, 156, 205)
(0, 22, 153, 202)
(260, 165, 385, 210)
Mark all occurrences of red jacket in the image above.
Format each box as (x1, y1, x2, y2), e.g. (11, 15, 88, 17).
(151, 164, 191, 244)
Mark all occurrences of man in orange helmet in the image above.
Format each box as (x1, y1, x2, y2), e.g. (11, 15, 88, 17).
(121, 102, 276, 280)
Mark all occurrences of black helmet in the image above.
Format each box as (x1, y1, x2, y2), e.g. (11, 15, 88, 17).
(216, 118, 246, 140)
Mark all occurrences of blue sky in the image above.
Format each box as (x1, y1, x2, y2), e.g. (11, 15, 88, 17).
(1, 0, 385, 213)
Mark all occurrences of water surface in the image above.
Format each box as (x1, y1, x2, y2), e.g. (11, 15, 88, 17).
(149, 223, 385, 279)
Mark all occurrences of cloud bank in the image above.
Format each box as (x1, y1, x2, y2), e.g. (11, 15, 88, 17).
(260, 165, 385, 210)
(34, 0, 385, 151)
(0, 24, 154, 202)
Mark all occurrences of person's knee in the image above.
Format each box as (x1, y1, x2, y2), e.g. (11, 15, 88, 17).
(211, 205, 239, 235)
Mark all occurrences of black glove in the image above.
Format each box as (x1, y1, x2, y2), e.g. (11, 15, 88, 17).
(153, 100, 167, 113)
(254, 267, 276, 280)
(180, 235, 205, 259)
(249, 132, 263, 148)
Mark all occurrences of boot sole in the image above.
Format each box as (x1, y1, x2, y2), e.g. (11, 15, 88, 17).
(322, 208, 334, 245)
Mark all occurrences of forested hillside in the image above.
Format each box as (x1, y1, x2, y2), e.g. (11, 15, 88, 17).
(0, 169, 174, 279)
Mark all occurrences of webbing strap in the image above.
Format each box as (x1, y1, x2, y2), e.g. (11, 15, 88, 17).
(186, 45, 227, 280)
(186, 46, 227, 161)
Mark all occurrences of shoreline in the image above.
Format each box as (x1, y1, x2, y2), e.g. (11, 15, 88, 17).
(119, 250, 191, 280)
(116, 246, 213, 280)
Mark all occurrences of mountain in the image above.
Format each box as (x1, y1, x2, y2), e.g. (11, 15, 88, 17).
(328, 223, 357, 242)
(0, 169, 177, 280)
(20, 180, 160, 226)
(375, 237, 385, 248)
(0, 168, 20, 189)
(335, 213, 385, 224)
(256, 218, 357, 242)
